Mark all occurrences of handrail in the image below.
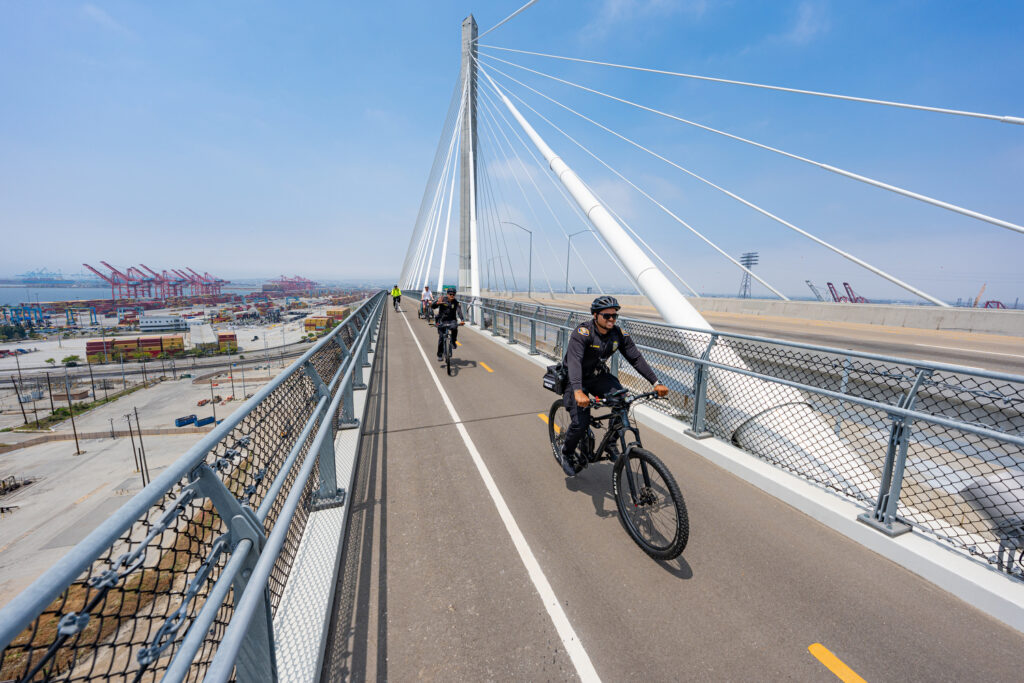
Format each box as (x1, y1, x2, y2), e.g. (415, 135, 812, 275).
(0, 292, 386, 682)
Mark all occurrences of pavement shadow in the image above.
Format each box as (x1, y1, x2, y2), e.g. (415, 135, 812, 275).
(564, 462, 617, 519)
(321, 310, 390, 680)
(441, 357, 477, 377)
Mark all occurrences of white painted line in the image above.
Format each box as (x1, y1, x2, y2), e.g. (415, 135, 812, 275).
(913, 344, 1024, 359)
(399, 312, 600, 681)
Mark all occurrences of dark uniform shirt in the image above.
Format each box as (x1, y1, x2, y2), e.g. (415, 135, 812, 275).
(430, 298, 465, 324)
(565, 318, 657, 391)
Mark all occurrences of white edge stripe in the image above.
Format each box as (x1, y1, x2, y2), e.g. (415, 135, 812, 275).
(398, 311, 600, 682)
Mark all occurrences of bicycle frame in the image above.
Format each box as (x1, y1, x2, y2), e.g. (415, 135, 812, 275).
(587, 396, 655, 506)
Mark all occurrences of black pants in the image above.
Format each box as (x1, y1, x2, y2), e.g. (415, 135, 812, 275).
(562, 372, 623, 454)
(437, 322, 458, 356)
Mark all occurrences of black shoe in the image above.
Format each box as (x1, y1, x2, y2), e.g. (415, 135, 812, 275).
(437, 354, 443, 361)
(557, 445, 580, 477)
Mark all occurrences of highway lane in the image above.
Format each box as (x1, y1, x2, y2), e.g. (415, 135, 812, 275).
(498, 297, 1024, 375)
(327, 304, 1023, 681)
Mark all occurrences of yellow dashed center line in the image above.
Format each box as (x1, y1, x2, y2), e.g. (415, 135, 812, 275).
(75, 482, 110, 506)
(480, 362, 493, 373)
(537, 413, 559, 433)
(808, 643, 867, 683)
(455, 341, 461, 347)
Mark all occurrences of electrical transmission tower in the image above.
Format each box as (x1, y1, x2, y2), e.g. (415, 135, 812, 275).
(737, 251, 759, 298)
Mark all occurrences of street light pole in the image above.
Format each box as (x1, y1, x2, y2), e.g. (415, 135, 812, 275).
(502, 221, 532, 298)
(565, 229, 590, 294)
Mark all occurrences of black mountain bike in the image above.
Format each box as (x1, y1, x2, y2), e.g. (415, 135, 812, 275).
(548, 388, 689, 560)
(437, 321, 461, 376)
(392, 296, 400, 312)
(420, 299, 434, 323)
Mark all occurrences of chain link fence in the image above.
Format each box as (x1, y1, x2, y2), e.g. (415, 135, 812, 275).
(474, 296, 1024, 580)
(0, 293, 384, 682)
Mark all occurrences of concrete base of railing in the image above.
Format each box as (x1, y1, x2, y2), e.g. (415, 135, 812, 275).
(271, 313, 382, 682)
(463, 319, 1024, 636)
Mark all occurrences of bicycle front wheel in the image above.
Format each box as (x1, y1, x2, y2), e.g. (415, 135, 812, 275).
(613, 448, 688, 560)
(445, 334, 453, 375)
(547, 398, 571, 453)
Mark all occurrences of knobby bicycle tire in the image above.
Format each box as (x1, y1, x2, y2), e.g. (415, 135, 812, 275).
(613, 448, 688, 560)
(445, 333, 453, 376)
(547, 399, 570, 453)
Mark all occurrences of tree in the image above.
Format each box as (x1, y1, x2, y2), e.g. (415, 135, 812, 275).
(61, 355, 81, 366)
(45, 358, 55, 367)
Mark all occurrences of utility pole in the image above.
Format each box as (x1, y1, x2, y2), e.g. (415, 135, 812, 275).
(125, 413, 143, 483)
(459, 14, 480, 299)
(503, 221, 532, 298)
(566, 230, 589, 293)
(45, 372, 55, 413)
(209, 381, 217, 422)
(134, 407, 150, 486)
(11, 377, 27, 425)
(64, 367, 83, 455)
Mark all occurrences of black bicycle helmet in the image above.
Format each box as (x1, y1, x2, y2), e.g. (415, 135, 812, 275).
(590, 295, 620, 314)
(446, 287, 457, 295)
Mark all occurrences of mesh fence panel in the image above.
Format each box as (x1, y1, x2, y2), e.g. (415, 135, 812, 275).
(0, 301, 378, 682)
(478, 297, 1024, 578)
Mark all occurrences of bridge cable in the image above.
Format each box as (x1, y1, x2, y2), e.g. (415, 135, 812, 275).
(480, 53, 1024, 239)
(402, 71, 465, 286)
(475, 102, 557, 297)
(473, 1, 541, 43)
(483, 60, 950, 307)
(477, 144, 512, 292)
(481, 87, 633, 295)
(482, 79, 647, 294)
(488, 70, 785, 299)
(479, 91, 612, 295)
(477, 93, 604, 295)
(477, 97, 561, 296)
(436, 123, 461, 292)
(479, 45, 1024, 126)
(422, 122, 461, 289)
(476, 136, 520, 292)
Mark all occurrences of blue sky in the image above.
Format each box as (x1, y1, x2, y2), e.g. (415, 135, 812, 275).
(1, 1, 1022, 303)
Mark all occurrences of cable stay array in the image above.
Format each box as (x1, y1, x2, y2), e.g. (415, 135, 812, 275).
(478, 58, 960, 307)
(480, 53, 1024, 239)
(480, 45, 1024, 126)
(404, 6, 1018, 306)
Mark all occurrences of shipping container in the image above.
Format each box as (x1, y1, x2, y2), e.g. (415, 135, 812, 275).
(174, 414, 197, 427)
(195, 416, 216, 427)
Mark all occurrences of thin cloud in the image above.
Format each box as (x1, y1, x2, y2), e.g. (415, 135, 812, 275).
(81, 4, 136, 38)
(778, 1, 830, 45)
(580, 0, 709, 42)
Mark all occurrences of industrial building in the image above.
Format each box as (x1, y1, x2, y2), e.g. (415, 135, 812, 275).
(139, 315, 188, 331)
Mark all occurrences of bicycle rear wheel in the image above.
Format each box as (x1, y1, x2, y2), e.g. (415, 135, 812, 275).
(613, 448, 688, 560)
(547, 399, 571, 453)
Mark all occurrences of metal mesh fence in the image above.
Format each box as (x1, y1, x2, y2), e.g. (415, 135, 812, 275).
(477, 297, 1024, 579)
(0, 300, 379, 682)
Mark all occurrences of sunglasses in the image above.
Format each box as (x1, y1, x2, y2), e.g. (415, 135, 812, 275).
(599, 312, 619, 320)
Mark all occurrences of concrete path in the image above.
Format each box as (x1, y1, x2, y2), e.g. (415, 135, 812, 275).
(324, 303, 1024, 681)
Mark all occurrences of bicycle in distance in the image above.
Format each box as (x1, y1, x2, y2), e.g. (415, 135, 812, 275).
(548, 388, 689, 560)
(419, 298, 434, 323)
(436, 320, 463, 376)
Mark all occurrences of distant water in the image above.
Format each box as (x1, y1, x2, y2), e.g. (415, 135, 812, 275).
(0, 286, 112, 307)
(0, 285, 262, 307)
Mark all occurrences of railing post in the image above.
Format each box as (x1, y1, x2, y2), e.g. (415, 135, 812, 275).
(338, 373, 359, 430)
(302, 362, 343, 506)
(507, 312, 516, 344)
(491, 307, 501, 336)
(529, 319, 539, 355)
(835, 355, 852, 436)
(186, 464, 276, 683)
(858, 367, 933, 537)
(609, 351, 620, 377)
(685, 333, 718, 440)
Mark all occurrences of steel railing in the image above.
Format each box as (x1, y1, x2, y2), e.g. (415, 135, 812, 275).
(428, 293, 1023, 580)
(0, 291, 386, 682)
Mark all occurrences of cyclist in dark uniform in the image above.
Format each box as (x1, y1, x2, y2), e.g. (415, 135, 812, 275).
(431, 287, 465, 361)
(558, 295, 669, 476)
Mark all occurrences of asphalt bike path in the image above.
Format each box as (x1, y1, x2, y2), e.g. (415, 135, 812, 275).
(323, 305, 577, 681)
(395, 305, 1023, 681)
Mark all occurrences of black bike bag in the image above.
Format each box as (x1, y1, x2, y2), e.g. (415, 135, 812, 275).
(542, 362, 568, 394)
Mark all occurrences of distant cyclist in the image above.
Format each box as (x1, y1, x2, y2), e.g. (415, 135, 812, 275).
(420, 284, 434, 319)
(390, 285, 402, 311)
(431, 287, 465, 361)
(558, 295, 668, 476)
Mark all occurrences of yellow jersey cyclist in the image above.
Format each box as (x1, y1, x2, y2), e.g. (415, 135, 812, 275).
(558, 295, 669, 476)
(390, 285, 402, 310)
